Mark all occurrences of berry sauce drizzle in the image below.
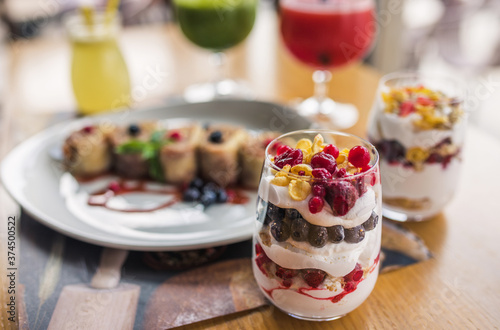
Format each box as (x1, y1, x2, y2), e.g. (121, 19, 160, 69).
(87, 180, 180, 213)
(86, 179, 249, 213)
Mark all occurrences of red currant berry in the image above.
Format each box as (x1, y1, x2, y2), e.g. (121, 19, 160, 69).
(361, 164, 372, 172)
(308, 196, 324, 214)
(348, 146, 370, 168)
(323, 144, 340, 159)
(310, 152, 337, 173)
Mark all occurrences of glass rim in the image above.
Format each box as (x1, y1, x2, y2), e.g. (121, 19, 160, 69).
(378, 70, 468, 103)
(264, 129, 379, 182)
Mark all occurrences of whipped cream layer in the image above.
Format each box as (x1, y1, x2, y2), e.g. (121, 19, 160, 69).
(253, 259, 380, 319)
(257, 222, 381, 278)
(259, 175, 379, 228)
(381, 158, 462, 217)
(374, 112, 466, 150)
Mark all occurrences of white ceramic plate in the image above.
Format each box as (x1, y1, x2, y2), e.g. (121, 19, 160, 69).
(1, 100, 311, 251)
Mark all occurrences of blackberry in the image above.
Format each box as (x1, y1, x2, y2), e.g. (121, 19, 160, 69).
(327, 225, 345, 243)
(308, 225, 328, 248)
(363, 212, 379, 231)
(344, 225, 366, 244)
(270, 219, 291, 242)
(290, 217, 309, 242)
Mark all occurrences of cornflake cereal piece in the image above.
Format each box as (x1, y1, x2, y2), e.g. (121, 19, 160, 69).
(336, 148, 350, 166)
(271, 164, 291, 186)
(406, 147, 429, 163)
(296, 138, 313, 151)
(288, 179, 311, 201)
(312, 134, 326, 154)
(291, 164, 313, 177)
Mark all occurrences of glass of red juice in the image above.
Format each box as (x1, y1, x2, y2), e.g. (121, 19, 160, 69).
(280, 0, 376, 128)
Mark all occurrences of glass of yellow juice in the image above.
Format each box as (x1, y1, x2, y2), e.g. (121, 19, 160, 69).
(66, 11, 131, 115)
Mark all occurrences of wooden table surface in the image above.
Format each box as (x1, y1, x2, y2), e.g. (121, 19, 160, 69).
(1, 4, 499, 329)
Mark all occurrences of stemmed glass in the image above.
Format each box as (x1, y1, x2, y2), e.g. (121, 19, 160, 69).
(280, 0, 376, 128)
(172, 0, 258, 102)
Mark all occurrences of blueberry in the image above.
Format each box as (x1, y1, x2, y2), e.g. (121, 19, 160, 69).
(183, 188, 200, 202)
(209, 131, 223, 143)
(128, 124, 141, 136)
(189, 177, 204, 189)
(200, 190, 217, 207)
(285, 208, 301, 221)
(270, 219, 290, 242)
(327, 225, 345, 243)
(267, 203, 285, 222)
(344, 225, 365, 244)
(363, 212, 379, 231)
(216, 189, 228, 203)
(387, 140, 405, 162)
(263, 214, 272, 226)
(291, 217, 309, 242)
(308, 225, 328, 248)
(202, 182, 219, 194)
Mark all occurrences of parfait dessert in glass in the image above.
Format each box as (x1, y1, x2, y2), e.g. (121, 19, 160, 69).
(280, 0, 376, 128)
(172, 0, 258, 102)
(368, 72, 467, 221)
(253, 130, 381, 321)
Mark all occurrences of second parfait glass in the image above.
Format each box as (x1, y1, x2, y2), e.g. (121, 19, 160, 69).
(367, 72, 468, 221)
(253, 130, 381, 321)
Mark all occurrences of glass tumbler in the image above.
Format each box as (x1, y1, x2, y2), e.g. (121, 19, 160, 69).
(252, 130, 381, 321)
(367, 72, 467, 221)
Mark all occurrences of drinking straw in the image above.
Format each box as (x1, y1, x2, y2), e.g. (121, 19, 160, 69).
(105, 0, 121, 26)
(80, 5, 94, 31)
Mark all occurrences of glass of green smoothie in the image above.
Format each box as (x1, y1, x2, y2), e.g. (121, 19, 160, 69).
(173, 0, 258, 102)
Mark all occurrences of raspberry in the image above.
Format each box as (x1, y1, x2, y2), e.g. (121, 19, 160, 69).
(310, 152, 337, 174)
(312, 168, 332, 180)
(312, 183, 326, 198)
(324, 181, 359, 216)
(308, 196, 324, 214)
(274, 148, 303, 169)
(336, 168, 347, 178)
(276, 145, 292, 156)
(108, 181, 121, 193)
(348, 146, 370, 168)
(343, 282, 356, 293)
(399, 100, 415, 117)
(417, 96, 434, 106)
(302, 269, 326, 288)
(82, 126, 94, 134)
(323, 144, 340, 159)
(275, 265, 297, 279)
(344, 264, 363, 283)
(255, 243, 264, 255)
(168, 131, 182, 141)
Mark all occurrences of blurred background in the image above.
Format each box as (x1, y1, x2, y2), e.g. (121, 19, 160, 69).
(0, 0, 498, 137)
